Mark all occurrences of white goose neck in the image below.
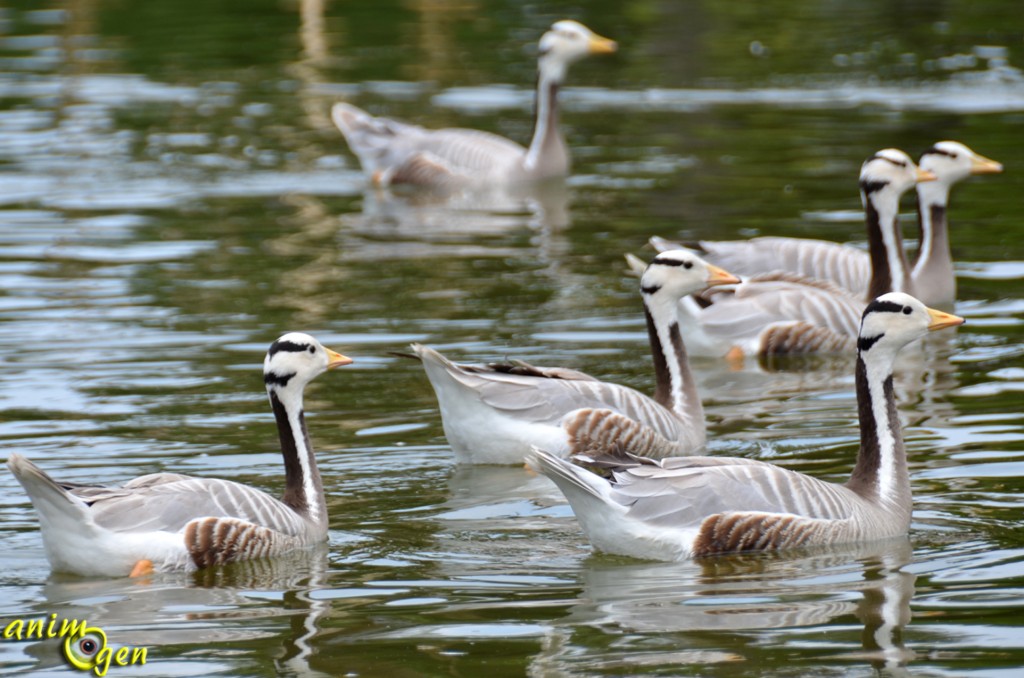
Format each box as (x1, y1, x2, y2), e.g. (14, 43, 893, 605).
(848, 347, 911, 523)
(913, 180, 952, 282)
(864, 188, 913, 298)
(524, 63, 565, 172)
(269, 381, 326, 526)
(642, 288, 702, 423)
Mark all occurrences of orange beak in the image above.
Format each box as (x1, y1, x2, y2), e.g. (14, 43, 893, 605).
(926, 307, 965, 331)
(705, 263, 741, 287)
(970, 153, 1003, 175)
(326, 348, 354, 368)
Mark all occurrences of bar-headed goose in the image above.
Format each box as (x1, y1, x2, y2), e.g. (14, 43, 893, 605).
(332, 20, 617, 189)
(654, 142, 1000, 305)
(913, 141, 1003, 305)
(6, 333, 351, 577)
(645, 150, 935, 358)
(410, 250, 739, 464)
(529, 292, 964, 561)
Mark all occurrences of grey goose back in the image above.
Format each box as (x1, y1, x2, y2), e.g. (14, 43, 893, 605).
(411, 250, 739, 464)
(6, 333, 352, 577)
(645, 149, 936, 359)
(332, 20, 617, 189)
(654, 142, 1001, 306)
(529, 292, 964, 561)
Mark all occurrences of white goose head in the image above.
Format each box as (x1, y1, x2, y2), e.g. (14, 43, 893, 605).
(860, 148, 936, 199)
(640, 249, 740, 305)
(919, 141, 1003, 187)
(537, 20, 617, 83)
(857, 292, 964, 361)
(264, 332, 352, 394)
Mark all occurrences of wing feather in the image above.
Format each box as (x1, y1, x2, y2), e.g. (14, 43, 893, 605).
(82, 476, 306, 537)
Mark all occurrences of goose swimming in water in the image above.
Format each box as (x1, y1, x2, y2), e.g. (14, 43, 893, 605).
(654, 142, 1001, 306)
(642, 149, 938, 358)
(331, 20, 617, 189)
(529, 292, 964, 561)
(7, 333, 351, 577)
(409, 250, 739, 464)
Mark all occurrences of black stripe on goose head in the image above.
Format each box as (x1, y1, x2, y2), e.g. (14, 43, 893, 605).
(859, 179, 890, 195)
(650, 256, 694, 269)
(268, 339, 314, 359)
(857, 299, 912, 352)
(640, 284, 662, 295)
(264, 371, 296, 387)
(642, 254, 696, 294)
(867, 153, 908, 168)
(922, 145, 956, 159)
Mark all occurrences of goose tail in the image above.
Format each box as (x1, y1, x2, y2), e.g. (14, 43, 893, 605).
(330, 102, 375, 138)
(527, 447, 615, 508)
(7, 453, 90, 528)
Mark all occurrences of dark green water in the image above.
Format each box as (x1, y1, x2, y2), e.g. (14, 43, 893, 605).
(1, 1, 1022, 675)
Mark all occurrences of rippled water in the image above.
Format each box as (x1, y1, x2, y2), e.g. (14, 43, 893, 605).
(1, 1, 1023, 676)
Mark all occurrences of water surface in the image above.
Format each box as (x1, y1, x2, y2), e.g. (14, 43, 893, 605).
(1, 1, 1023, 676)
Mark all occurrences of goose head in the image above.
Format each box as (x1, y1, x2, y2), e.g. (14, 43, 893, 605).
(264, 332, 352, 393)
(537, 20, 617, 83)
(857, 292, 964, 361)
(919, 141, 1003, 187)
(640, 249, 740, 310)
(859, 149, 936, 201)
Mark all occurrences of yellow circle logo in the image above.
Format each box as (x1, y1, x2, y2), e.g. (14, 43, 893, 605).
(62, 627, 107, 671)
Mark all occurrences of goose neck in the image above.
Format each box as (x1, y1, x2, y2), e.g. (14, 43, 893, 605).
(524, 66, 566, 173)
(912, 181, 953, 288)
(863, 189, 913, 300)
(269, 384, 326, 527)
(642, 292, 702, 422)
(846, 352, 911, 523)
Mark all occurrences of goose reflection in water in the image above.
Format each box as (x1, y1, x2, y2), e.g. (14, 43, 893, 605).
(28, 544, 335, 677)
(528, 539, 915, 675)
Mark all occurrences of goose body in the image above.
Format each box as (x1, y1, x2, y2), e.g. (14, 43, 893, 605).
(332, 20, 616, 189)
(7, 333, 351, 576)
(657, 142, 1000, 305)
(529, 293, 964, 561)
(412, 251, 739, 464)
(649, 149, 935, 358)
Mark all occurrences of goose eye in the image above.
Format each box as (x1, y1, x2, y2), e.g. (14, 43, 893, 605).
(902, 306, 912, 315)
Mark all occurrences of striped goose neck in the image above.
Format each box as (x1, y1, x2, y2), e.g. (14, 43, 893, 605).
(845, 352, 911, 522)
(268, 384, 326, 526)
(642, 294, 702, 422)
(912, 181, 952, 285)
(863, 187, 913, 300)
(524, 73, 565, 172)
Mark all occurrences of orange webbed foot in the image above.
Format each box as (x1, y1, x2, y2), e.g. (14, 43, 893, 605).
(129, 559, 154, 578)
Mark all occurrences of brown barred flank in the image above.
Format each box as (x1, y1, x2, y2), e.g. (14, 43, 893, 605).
(565, 408, 677, 459)
(185, 517, 288, 569)
(693, 512, 817, 557)
(759, 322, 854, 356)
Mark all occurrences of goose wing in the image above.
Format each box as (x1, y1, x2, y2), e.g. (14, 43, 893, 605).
(590, 454, 860, 529)
(689, 275, 863, 355)
(463, 363, 685, 439)
(415, 345, 688, 443)
(652, 235, 872, 299)
(79, 475, 308, 538)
